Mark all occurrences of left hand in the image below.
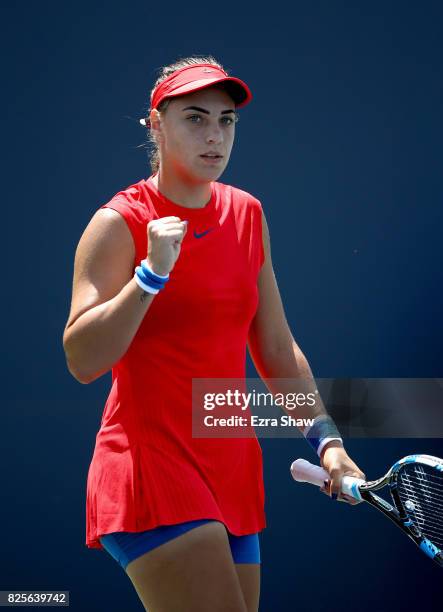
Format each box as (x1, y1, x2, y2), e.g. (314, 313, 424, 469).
(319, 441, 366, 505)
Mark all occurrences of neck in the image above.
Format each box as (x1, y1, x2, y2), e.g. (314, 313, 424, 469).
(153, 166, 212, 209)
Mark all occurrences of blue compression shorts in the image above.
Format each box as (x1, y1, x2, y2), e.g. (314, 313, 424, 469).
(99, 519, 261, 571)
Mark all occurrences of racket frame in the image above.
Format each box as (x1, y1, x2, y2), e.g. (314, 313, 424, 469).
(358, 454, 443, 567)
(292, 454, 443, 568)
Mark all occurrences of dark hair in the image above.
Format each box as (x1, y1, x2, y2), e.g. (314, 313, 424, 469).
(142, 55, 227, 174)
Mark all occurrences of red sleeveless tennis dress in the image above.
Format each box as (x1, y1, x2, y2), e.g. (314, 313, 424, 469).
(85, 174, 266, 549)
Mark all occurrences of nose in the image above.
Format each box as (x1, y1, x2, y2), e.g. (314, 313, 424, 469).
(205, 122, 223, 145)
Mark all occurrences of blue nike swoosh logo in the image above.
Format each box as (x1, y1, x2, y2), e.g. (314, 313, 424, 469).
(194, 228, 215, 239)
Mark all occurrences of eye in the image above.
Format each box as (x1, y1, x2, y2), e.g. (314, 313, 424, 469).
(187, 114, 202, 123)
(220, 115, 237, 126)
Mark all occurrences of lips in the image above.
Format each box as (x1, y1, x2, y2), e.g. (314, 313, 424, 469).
(200, 151, 223, 159)
(200, 153, 223, 165)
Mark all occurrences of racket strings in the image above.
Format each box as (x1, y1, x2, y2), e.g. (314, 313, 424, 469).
(400, 482, 443, 507)
(398, 465, 443, 549)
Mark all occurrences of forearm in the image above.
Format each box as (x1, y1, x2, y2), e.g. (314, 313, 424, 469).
(256, 338, 344, 454)
(250, 336, 364, 501)
(63, 277, 155, 383)
(256, 338, 328, 420)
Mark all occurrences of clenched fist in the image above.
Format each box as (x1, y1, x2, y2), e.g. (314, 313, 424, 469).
(145, 216, 188, 277)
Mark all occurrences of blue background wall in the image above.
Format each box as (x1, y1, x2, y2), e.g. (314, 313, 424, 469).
(2, 0, 442, 609)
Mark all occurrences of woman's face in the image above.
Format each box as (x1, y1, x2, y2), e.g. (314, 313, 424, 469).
(151, 86, 237, 184)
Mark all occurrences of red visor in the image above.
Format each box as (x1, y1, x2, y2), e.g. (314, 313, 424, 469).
(150, 63, 252, 111)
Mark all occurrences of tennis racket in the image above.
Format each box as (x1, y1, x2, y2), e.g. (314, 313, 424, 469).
(290, 454, 443, 568)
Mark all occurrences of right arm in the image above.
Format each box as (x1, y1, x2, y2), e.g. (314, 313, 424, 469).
(62, 208, 187, 384)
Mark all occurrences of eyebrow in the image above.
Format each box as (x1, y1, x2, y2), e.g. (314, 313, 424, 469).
(181, 105, 235, 115)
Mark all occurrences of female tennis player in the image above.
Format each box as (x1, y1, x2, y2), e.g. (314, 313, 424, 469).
(63, 55, 365, 612)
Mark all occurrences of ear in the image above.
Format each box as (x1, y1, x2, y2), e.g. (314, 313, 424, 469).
(149, 108, 164, 142)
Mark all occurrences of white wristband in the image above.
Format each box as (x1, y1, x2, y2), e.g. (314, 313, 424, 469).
(317, 437, 343, 458)
(134, 272, 160, 294)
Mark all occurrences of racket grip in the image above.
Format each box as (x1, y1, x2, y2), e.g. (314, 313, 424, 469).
(291, 458, 365, 502)
(290, 458, 330, 487)
(341, 475, 365, 501)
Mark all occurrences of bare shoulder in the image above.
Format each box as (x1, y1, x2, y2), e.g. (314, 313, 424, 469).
(65, 208, 136, 330)
(76, 207, 135, 257)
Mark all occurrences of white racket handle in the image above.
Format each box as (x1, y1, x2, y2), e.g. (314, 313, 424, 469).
(290, 458, 365, 501)
(290, 458, 329, 486)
